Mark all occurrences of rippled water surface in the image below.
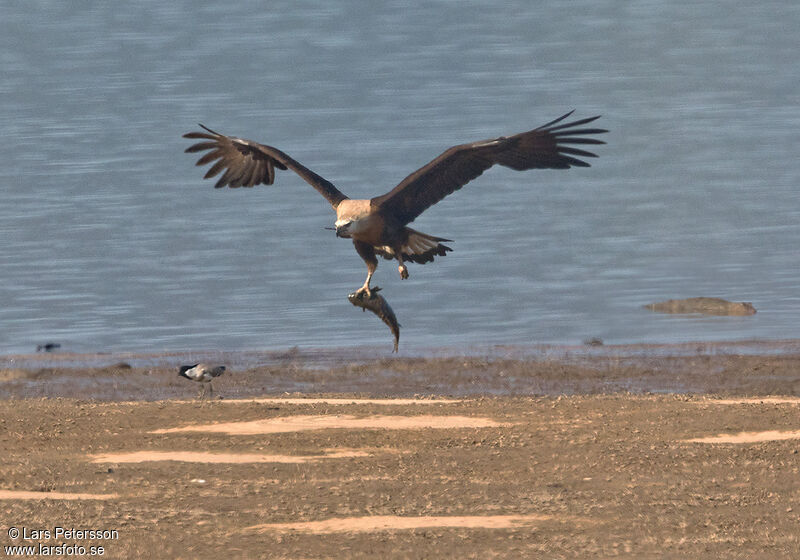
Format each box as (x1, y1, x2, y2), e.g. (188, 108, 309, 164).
(1, 2, 798, 354)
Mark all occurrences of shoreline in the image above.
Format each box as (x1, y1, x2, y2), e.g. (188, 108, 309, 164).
(3, 339, 800, 401)
(6, 336, 800, 367)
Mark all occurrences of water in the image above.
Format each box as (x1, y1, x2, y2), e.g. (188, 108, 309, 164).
(1, 1, 798, 355)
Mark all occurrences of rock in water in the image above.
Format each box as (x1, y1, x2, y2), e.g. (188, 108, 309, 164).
(348, 287, 400, 352)
(644, 297, 756, 316)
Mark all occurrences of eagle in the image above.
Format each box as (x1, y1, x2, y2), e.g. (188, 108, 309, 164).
(183, 111, 606, 298)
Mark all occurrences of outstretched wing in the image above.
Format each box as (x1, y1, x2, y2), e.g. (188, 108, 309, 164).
(371, 111, 606, 225)
(183, 125, 348, 209)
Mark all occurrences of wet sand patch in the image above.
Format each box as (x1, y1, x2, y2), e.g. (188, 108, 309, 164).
(700, 397, 800, 405)
(684, 430, 800, 444)
(0, 490, 116, 500)
(152, 415, 511, 435)
(243, 514, 560, 534)
(112, 397, 465, 407)
(90, 449, 370, 464)
(209, 397, 464, 406)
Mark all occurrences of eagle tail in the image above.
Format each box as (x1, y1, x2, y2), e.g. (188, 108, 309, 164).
(400, 228, 453, 264)
(375, 229, 452, 264)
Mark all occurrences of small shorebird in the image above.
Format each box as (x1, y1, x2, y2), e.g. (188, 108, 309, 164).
(178, 363, 226, 399)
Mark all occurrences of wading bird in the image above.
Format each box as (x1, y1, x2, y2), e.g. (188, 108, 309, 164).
(183, 111, 606, 299)
(178, 363, 226, 399)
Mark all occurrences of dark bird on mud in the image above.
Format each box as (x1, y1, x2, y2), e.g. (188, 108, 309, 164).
(183, 111, 606, 299)
(178, 363, 226, 399)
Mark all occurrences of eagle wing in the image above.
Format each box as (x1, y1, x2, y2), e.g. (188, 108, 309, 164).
(183, 125, 348, 209)
(370, 111, 606, 225)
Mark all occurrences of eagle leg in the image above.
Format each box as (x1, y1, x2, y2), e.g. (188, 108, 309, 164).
(353, 240, 378, 297)
(351, 267, 375, 298)
(396, 251, 409, 280)
(357, 268, 375, 297)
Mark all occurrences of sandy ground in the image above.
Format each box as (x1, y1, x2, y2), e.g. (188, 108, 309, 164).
(2, 345, 800, 558)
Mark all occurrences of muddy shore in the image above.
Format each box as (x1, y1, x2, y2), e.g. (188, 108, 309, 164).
(2, 342, 800, 558)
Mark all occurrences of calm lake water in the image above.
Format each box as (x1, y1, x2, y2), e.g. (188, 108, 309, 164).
(1, 2, 798, 355)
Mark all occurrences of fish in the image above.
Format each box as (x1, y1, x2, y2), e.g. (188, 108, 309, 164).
(348, 287, 400, 352)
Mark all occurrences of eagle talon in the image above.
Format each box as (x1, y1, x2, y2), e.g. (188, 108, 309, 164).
(352, 287, 371, 299)
(352, 286, 382, 302)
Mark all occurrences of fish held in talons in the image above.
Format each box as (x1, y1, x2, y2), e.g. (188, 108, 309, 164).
(348, 286, 400, 353)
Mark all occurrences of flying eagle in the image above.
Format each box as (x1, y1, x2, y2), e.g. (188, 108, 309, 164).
(183, 111, 606, 297)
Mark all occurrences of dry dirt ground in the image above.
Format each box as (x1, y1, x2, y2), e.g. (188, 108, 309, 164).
(2, 348, 800, 558)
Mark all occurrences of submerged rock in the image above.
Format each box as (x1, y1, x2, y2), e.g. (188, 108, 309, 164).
(644, 297, 756, 316)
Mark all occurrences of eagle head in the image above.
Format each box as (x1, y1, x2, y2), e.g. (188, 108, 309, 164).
(335, 220, 352, 238)
(334, 199, 373, 239)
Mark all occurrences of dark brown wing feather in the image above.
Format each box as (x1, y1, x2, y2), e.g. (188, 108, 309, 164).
(371, 111, 607, 225)
(183, 125, 348, 208)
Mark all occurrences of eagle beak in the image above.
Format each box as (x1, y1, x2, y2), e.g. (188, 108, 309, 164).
(335, 224, 351, 238)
